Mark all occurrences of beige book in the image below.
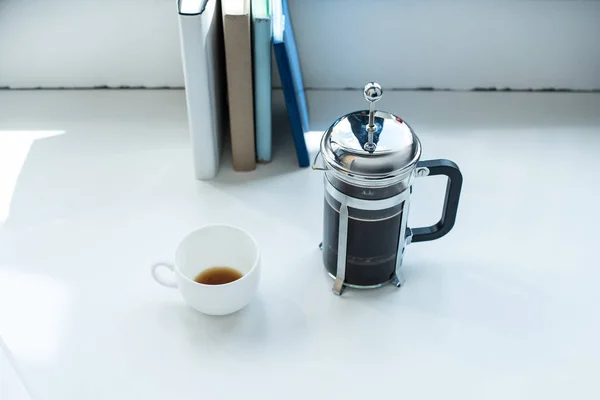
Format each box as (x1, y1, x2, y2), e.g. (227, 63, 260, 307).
(221, 0, 256, 171)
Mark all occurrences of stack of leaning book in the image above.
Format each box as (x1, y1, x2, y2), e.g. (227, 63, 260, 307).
(178, 0, 310, 180)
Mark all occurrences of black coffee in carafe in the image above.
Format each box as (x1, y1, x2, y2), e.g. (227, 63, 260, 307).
(322, 182, 405, 287)
(313, 82, 463, 296)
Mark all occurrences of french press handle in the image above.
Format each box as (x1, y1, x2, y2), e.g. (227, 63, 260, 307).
(411, 159, 463, 243)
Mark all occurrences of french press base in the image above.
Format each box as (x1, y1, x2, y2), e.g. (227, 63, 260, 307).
(313, 83, 463, 296)
(318, 237, 407, 292)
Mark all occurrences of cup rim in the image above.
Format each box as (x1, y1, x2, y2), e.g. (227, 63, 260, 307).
(174, 224, 260, 287)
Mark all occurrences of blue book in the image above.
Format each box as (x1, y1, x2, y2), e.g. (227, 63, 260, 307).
(272, 0, 310, 167)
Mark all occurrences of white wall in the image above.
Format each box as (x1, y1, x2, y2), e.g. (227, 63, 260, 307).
(0, 0, 183, 88)
(0, 0, 599, 90)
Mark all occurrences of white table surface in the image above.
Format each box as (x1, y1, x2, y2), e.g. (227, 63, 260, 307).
(1, 339, 31, 400)
(1, 89, 599, 399)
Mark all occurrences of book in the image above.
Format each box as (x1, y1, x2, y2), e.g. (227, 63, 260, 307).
(252, 0, 273, 163)
(177, 0, 227, 180)
(272, 0, 310, 167)
(222, 0, 256, 171)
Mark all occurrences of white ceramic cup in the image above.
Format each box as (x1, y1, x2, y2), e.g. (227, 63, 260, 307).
(151, 224, 260, 316)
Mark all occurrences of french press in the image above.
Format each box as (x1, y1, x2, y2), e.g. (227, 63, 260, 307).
(313, 82, 463, 295)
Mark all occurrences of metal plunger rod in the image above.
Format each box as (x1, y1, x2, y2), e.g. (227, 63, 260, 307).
(363, 82, 383, 152)
(367, 101, 376, 147)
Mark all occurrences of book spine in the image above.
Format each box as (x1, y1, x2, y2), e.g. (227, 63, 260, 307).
(253, 17, 272, 163)
(223, 11, 257, 172)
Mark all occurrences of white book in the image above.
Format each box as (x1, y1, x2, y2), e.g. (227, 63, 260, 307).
(178, 0, 227, 180)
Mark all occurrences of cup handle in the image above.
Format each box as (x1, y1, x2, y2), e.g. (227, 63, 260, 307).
(151, 262, 178, 288)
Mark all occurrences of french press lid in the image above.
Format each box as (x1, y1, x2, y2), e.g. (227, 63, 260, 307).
(320, 82, 422, 185)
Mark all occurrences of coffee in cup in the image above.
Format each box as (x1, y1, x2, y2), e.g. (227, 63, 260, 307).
(194, 266, 243, 285)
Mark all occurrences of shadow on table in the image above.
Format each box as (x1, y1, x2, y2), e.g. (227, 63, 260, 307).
(339, 257, 557, 340)
(146, 293, 309, 360)
(209, 91, 322, 186)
